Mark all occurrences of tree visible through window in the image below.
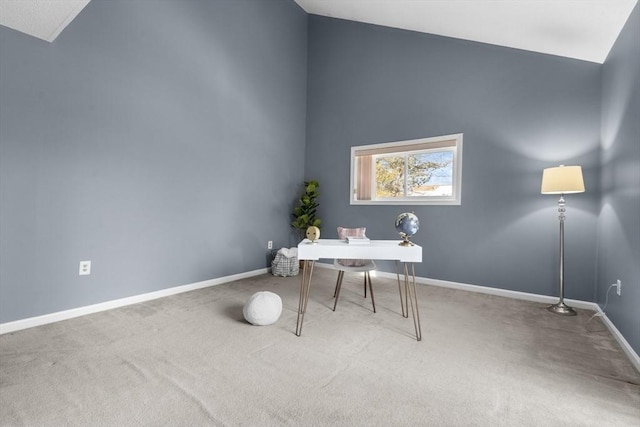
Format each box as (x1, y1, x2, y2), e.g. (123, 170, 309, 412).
(375, 151, 454, 198)
(350, 134, 463, 205)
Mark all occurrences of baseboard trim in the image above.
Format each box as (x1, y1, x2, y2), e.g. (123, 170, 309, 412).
(316, 262, 639, 371)
(409, 275, 597, 310)
(3, 265, 638, 373)
(0, 268, 269, 335)
(597, 309, 640, 373)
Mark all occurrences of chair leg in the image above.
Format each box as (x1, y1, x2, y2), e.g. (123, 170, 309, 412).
(333, 271, 344, 311)
(366, 272, 376, 313)
(333, 271, 342, 298)
(364, 274, 367, 298)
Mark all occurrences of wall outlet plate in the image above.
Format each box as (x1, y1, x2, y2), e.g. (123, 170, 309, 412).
(79, 260, 91, 275)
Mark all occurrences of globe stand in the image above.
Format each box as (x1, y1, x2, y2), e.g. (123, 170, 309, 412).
(399, 235, 414, 246)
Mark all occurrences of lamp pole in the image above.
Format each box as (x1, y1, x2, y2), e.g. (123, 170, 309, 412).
(548, 194, 576, 316)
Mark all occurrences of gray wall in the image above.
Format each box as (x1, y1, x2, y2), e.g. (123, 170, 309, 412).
(2, 1, 638, 357)
(599, 3, 640, 354)
(305, 16, 602, 301)
(0, 0, 308, 322)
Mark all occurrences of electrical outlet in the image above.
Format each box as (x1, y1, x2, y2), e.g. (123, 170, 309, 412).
(267, 241, 273, 250)
(616, 279, 622, 296)
(79, 260, 91, 276)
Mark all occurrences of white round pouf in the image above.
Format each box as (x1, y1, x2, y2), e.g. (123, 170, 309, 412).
(243, 291, 282, 326)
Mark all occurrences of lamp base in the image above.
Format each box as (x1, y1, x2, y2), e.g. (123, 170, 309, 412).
(547, 302, 577, 316)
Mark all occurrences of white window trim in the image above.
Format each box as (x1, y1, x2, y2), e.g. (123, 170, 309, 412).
(350, 133, 463, 206)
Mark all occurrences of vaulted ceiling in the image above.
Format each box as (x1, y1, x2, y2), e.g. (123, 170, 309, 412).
(0, 0, 90, 42)
(0, 0, 637, 63)
(295, 0, 638, 63)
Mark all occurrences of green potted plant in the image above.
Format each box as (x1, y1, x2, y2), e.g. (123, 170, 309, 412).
(292, 180, 321, 240)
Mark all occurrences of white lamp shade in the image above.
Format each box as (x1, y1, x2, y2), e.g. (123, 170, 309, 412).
(541, 165, 585, 194)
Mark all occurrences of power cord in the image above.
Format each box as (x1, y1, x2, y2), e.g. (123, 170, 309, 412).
(586, 283, 617, 327)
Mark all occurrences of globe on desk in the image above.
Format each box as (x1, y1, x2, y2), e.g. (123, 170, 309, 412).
(395, 212, 419, 246)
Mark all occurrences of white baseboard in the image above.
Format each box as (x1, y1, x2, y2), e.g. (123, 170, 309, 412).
(315, 262, 639, 372)
(406, 274, 598, 310)
(317, 263, 595, 309)
(597, 310, 640, 373)
(3, 264, 638, 373)
(0, 268, 269, 335)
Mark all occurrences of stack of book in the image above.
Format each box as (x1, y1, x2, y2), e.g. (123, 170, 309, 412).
(346, 236, 370, 244)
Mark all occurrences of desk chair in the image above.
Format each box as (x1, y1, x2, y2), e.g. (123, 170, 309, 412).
(333, 227, 377, 313)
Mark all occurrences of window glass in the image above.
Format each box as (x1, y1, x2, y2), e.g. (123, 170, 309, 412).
(351, 134, 462, 205)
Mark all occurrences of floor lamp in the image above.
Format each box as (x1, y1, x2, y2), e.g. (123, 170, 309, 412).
(541, 165, 585, 316)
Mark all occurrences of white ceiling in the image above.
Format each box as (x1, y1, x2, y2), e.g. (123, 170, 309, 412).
(295, 0, 638, 63)
(0, 0, 637, 63)
(0, 0, 90, 42)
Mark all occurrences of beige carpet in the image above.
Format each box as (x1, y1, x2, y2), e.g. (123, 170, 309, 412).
(1, 268, 639, 426)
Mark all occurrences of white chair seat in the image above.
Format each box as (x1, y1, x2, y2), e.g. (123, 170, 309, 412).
(332, 259, 377, 313)
(332, 259, 377, 272)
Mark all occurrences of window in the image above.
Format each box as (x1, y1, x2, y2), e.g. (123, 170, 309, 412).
(350, 133, 463, 205)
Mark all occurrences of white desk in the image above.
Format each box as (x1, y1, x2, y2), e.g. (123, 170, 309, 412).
(295, 239, 423, 341)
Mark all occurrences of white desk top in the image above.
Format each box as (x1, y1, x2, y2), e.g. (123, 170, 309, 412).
(297, 239, 422, 263)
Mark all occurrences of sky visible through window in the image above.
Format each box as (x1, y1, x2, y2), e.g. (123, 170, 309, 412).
(414, 151, 453, 185)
